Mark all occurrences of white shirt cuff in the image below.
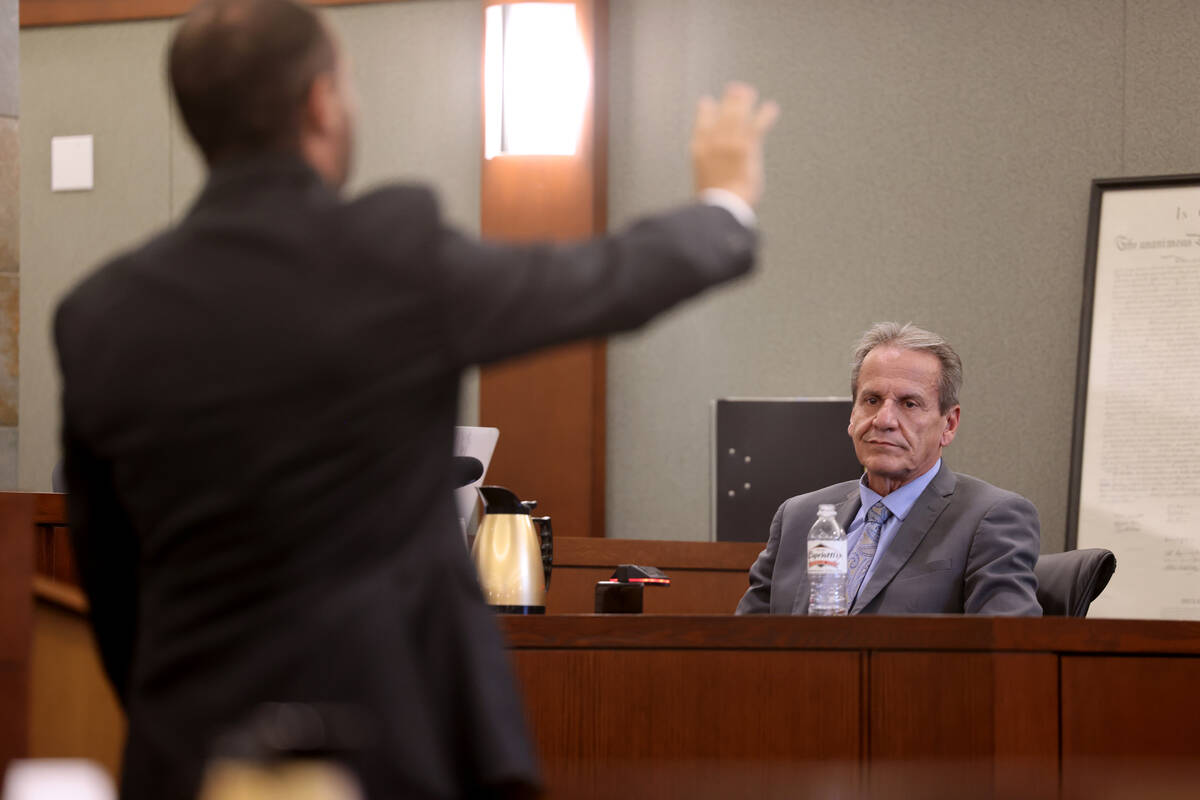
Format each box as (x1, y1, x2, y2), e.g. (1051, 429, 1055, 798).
(699, 188, 757, 229)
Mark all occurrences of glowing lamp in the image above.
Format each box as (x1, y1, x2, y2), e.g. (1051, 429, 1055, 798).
(484, 3, 590, 159)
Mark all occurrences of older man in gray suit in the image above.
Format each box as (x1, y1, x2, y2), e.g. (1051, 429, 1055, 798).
(737, 323, 1041, 616)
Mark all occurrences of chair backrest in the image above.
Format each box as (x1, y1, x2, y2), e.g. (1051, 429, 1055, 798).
(1034, 548, 1117, 617)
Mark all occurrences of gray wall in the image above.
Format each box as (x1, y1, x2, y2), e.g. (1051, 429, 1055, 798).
(17, 1, 1200, 554)
(0, 0, 18, 488)
(17, 1, 481, 492)
(605, 0, 1200, 550)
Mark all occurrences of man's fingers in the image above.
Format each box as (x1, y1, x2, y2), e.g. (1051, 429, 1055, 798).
(719, 82, 758, 121)
(694, 95, 717, 133)
(753, 100, 781, 135)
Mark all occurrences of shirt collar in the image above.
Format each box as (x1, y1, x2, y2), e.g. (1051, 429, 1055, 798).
(858, 459, 943, 521)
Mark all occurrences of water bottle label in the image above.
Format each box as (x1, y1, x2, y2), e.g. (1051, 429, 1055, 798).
(807, 540, 847, 574)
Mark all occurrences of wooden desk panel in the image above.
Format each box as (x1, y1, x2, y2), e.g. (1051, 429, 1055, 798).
(1061, 655, 1200, 799)
(504, 616, 1200, 800)
(511, 648, 862, 800)
(869, 652, 1058, 800)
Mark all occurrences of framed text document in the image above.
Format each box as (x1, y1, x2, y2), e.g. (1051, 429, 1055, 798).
(1069, 174, 1200, 619)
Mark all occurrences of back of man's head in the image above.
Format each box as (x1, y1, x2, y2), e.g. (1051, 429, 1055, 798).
(169, 0, 335, 165)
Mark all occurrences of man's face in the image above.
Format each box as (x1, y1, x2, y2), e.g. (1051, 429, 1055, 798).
(847, 346, 960, 495)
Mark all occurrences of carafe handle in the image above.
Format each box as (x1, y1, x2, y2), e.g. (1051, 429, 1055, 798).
(532, 516, 553, 590)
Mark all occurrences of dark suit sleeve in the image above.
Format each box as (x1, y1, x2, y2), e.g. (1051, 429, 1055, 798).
(56, 297, 140, 705)
(61, 426, 140, 704)
(433, 204, 756, 367)
(736, 500, 786, 614)
(963, 495, 1042, 616)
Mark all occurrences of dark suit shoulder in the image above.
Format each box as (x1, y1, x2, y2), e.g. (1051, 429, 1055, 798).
(340, 183, 441, 259)
(55, 236, 166, 345)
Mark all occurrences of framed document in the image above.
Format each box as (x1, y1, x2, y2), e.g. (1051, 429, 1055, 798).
(1068, 174, 1200, 619)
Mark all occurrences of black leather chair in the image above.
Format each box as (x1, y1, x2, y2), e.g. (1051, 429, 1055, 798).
(1033, 548, 1117, 617)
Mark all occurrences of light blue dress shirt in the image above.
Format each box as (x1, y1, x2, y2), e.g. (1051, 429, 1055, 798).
(845, 459, 942, 594)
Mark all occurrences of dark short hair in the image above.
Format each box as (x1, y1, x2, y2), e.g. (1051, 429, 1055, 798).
(850, 322, 963, 414)
(169, 0, 336, 163)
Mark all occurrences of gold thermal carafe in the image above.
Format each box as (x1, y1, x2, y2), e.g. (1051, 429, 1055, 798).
(471, 486, 553, 613)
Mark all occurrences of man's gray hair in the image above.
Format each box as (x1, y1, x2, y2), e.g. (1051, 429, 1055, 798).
(850, 322, 962, 414)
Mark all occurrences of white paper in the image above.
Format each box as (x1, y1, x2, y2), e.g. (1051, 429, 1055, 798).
(3, 760, 115, 800)
(51, 135, 94, 192)
(453, 426, 500, 536)
(1079, 185, 1200, 619)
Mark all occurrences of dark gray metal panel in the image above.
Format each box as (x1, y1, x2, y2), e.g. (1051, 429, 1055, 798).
(714, 399, 861, 543)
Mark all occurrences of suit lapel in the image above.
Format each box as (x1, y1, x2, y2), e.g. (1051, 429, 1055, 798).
(792, 485, 861, 614)
(850, 465, 957, 614)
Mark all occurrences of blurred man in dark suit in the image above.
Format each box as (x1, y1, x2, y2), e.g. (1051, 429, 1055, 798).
(54, 0, 778, 798)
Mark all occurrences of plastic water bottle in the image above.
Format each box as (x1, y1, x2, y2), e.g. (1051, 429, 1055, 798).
(807, 503, 848, 615)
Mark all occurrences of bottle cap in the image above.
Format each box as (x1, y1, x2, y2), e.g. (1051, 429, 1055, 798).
(816, 503, 837, 515)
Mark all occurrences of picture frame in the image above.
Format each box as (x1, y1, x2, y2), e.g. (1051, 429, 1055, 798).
(1067, 173, 1200, 618)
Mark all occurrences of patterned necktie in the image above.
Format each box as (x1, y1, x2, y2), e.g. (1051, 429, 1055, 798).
(846, 501, 891, 606)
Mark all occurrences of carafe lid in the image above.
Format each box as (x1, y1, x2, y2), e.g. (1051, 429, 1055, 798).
(479, 485, 532, 515)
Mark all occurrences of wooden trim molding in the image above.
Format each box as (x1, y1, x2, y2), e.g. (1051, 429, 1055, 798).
(502, 614, 1200, 655)
(19, 0, 413, 28)
(556, 536, 762, 571)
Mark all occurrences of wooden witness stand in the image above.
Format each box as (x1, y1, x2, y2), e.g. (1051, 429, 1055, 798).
(4, 492, 1200, 798)
(505, 615, 1200, 799)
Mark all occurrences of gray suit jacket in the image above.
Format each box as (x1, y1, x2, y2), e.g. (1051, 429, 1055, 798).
(736, 464, 1042, 615)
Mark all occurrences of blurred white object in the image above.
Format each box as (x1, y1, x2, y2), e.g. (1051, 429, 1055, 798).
(3, 760, 115, 800)
(453, 426, 499, 541)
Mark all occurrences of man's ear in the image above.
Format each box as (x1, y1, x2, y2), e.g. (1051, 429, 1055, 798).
(940, 406, 961, 447)
(302, 72, 338, 137)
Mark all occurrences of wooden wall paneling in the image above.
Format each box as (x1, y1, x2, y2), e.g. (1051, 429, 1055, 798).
(1061, 655, 1200, 800)
(510, 648, 862, 800)
(869, 651, 1058, 799)
(0, 666, 30, 769)
(479, 0, 609, 540)
(0, 491, 34, 767)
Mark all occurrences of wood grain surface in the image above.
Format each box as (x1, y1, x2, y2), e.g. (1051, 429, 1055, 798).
(511, 648, 862, 800)
(1061, 655, 1200, 799)
(19, 0, 410, 28)
(0, 491, 33, 765)
(9, 487, 1200, 798)
(502, 614, 1200, 655)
